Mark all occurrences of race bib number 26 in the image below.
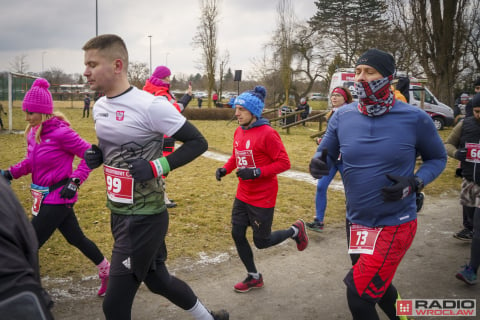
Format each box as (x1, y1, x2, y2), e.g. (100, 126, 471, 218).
(103, 165, 134, 204)
(235, 149, 255, 168)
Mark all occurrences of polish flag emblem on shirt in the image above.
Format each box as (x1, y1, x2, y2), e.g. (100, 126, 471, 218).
(116, 111, 125, 121)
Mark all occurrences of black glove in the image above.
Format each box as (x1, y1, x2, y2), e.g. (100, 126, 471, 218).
(382, 174, 417, 202)
(236, 168, 261, 180)
(455, 148, 467, 162)
(0, 169, 13, 181)
(84, 144, 103, 169)
(309, 149, 329, 179)
(216, 168, 227, 181)
(126, 158, 154, 182)
(59, 178, 80, 199)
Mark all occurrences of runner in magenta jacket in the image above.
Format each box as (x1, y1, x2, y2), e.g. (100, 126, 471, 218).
(0, 78, 110, 297)
(9, 116, 91, 205)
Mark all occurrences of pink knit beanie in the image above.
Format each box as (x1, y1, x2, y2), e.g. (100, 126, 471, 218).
(149, 66, 171, 87)
(22, 78, 53, 114)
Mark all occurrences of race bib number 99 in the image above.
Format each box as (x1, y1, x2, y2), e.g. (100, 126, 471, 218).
(465, 143, 480, 163)
(104, 165, 134, 204)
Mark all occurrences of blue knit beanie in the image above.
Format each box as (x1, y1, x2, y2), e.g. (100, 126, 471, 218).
(234, 86, 266, 117)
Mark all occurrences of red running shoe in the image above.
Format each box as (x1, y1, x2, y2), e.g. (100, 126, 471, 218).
(234, 274, 264, 293)
(292, 219, 309, 251)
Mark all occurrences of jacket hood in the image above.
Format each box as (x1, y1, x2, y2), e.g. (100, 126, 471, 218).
(241, 117, 270, 130)
(40, 116, 70, 135)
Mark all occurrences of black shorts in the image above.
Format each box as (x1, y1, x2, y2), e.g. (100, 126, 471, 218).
(231, 198, 274, 239)
(110, 211, 169, 281)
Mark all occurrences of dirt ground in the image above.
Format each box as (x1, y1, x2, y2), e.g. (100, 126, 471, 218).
(44, 189, 479, 320)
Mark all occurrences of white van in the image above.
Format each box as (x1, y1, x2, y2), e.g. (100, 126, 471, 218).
(408, 83, 454, 130)
(328, 69, 454, 130)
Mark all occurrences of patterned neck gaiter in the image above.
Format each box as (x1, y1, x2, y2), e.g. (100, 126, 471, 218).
(355, 74, 395, 117)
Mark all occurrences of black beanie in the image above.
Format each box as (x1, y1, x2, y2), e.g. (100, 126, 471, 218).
(472, 93, 480, 108)
(474, 77, 480, 87)
(356, 48, 395, 77)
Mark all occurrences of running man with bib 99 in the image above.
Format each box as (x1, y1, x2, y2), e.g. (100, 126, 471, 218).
(82, 34, 228, 320)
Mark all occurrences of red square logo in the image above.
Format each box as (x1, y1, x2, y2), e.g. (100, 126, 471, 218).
(116, 111, 125, 121)
(397, 300, 413, 316)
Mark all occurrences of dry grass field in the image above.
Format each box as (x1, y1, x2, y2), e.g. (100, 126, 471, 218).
(0, 100, 459, 279)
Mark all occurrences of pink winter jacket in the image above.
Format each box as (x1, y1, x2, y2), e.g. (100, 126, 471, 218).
(9, 117, 92, 205)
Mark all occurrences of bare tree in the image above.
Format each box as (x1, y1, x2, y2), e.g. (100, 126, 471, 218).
(42, 67, 73, 85)
(465, 1, 480, 74)
(291, 24, 329, 101)
(389, 0, 473, 106)
(193, 0, 220, 107)
(128, 61, 149, 89)
(274, 0, 296, 106)
(217, 50, 230, 103)
(9, 54, 29, 74)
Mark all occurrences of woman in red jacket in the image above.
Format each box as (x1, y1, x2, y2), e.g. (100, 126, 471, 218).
(143, 66, 193, 208)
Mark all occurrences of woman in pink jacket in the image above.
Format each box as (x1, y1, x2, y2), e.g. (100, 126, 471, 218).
(0, 78, 110, 296)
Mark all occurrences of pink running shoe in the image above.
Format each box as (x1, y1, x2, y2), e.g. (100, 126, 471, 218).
(97, 274, 108, 297)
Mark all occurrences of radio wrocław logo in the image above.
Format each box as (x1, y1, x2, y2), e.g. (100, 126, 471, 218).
(397, 299, 476, 317)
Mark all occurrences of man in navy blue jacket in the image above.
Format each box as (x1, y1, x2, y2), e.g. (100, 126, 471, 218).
(310, 48, 447, 320)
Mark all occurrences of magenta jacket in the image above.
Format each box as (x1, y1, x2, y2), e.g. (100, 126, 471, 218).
(9, 117, 91, 205)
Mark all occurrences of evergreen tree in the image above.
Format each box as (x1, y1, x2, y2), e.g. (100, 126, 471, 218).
(309, 0, 389, 65)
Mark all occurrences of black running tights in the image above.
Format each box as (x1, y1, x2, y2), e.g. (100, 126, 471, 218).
(347, 284, 399, 320)
(31, 204, 104, 265)
(231, 224, 293, 273)
(103, 265, 197, 320)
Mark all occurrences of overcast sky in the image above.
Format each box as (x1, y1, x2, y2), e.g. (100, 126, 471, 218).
(0, 0, 317, 80)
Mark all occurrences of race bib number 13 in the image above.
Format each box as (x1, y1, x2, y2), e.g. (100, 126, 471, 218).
(103, 165, 134, 204)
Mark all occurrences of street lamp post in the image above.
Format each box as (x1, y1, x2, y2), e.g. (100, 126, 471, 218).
(42, 51, 47, 73)
(96, 0, 98, 36)
(148, 35, 152, 74)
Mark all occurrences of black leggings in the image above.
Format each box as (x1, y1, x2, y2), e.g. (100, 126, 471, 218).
(103, 264, 197, 320)
(471, 207, 480, 272)
(31, 204, 104, 265)
(231, 223, 293, 273)
(347, 284, 399, 320)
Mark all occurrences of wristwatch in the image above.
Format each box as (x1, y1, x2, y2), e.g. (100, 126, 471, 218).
(72, 178, 81, 186)
(414, 176, 424, 192)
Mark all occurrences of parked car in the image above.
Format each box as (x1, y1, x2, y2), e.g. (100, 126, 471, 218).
(194, 91, 207, 99)
(309, 92, 326, 101)
(408, 84, 454, 130)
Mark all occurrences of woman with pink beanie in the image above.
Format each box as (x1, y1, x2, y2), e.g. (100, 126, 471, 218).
(143, 65, 193, 208)
(0, 78, 110, 297)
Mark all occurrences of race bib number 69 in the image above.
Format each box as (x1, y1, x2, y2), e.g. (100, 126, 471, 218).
(465, 143, 480, 163)
(103, 165, 134, 204)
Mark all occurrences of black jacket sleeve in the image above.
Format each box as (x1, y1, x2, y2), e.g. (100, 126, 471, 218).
(177, 94, 193, 112)
(166, 121, 208, 170)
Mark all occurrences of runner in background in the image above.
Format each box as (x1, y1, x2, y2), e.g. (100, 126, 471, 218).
(1, 78, 110, 297)
(143, 66, 193, 208)
(216, 85, 308, 293)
